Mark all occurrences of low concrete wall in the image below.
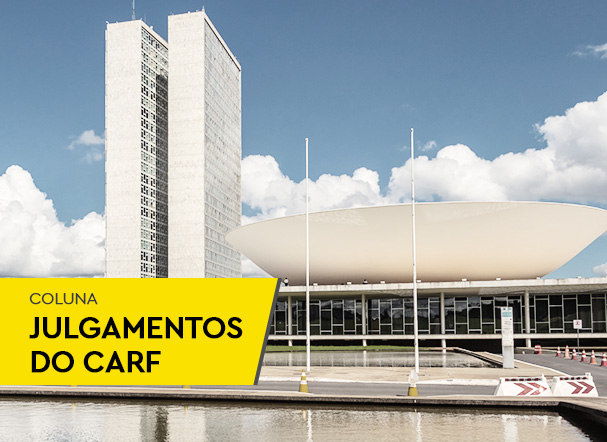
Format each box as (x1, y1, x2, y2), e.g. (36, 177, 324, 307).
(1, 386, 606, 432)
(0, 386, 569, 409)
(452, 347, 503, 367)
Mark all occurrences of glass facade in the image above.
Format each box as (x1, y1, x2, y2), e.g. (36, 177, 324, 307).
(269, 293, 607, 337)
(270, 299, 364, 335)
(203, 21, 242, 278)
(139, 28, 169, 278)
(530, 293, 607, 333)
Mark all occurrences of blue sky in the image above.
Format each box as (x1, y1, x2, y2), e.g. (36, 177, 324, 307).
(1, 0, 606, 278)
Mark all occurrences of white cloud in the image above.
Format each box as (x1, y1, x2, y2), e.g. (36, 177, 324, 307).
(421, 140, 437, 152)
(594, 263, 607, 277)
(0, 165, 105, 277)
(387, 91, 607, 204)
(242, 154, 389, 221)
(241, 255, 271, 278)
(73, 130, 104, 146)
(574, 43, 607, 60)
(67, 129, 105, 163)
(244, 92, 607, 214)
(241, 91, 607, 276)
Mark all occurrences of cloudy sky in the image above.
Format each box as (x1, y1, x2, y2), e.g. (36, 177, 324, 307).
(1, 0, 606, 278)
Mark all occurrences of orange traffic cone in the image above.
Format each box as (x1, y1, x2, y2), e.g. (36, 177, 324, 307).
(572, 349, 577, 360)
(534, 344, 542, 355)
(601, 353, 607, 367)
(581, 349, 587, 363)
(564, 345, 570, 359)
(555, 346, 561, 357)
(590, 350, 598, 365)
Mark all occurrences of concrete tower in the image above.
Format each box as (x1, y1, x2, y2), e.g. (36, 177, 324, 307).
(105, 20, 169, 278)
(167, 11, 242, 278)
(105, 11, 241, 278)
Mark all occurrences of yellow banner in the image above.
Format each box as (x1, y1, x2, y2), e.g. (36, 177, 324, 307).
(0, 278, 279, 385)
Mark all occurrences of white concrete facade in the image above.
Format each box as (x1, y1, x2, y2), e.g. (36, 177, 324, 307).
(105, 21, 169, 278)
(167, 13, 207, 277)
(168, 11, 242, 278)
(227, 202, 607, 285)
(106, 12, 241, 278)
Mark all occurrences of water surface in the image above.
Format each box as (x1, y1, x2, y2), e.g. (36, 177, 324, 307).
(262, 350, 493, 368)
(0, 399, 591, 442)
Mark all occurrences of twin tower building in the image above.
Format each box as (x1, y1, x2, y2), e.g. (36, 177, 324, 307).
(105, 11, 242, 278)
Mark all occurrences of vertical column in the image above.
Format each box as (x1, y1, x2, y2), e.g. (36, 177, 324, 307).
(440, 292, 446, 353)
(287, 295, 293, 347)
(361, 293, 367, 347)
(524, 289, 531, 348)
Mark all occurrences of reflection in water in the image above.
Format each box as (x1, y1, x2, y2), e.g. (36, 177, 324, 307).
(0, 399, 591, 442)
(154, 407, 168, 441)
(503, 413, 518, 442)
(263, 351, 493, 368)
(304, 409, 313, 442)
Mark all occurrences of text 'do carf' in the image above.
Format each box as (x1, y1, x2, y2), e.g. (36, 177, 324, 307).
(0, 278, 279, 385)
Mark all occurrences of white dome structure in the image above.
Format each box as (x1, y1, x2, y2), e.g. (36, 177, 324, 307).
(226, 202, 607, 285)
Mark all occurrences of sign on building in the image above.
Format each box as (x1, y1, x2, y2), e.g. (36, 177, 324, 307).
(501, 307, 514, 368)
(501, 307, 514, 347)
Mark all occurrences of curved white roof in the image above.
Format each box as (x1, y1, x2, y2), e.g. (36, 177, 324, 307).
(226, 202, 607, 285)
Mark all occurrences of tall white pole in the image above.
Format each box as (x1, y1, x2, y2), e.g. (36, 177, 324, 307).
(411, 128, 420, 374)
(305, 138, 311, 373)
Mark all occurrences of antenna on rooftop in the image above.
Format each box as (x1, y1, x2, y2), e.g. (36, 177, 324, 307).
(132, 0, 136, 20)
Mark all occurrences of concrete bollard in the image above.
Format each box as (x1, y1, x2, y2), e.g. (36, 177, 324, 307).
(551, 373, 598, 397)
(408, 369, 419, 397)
(495, 375, 552, 396)
(299, 369, 309, 393)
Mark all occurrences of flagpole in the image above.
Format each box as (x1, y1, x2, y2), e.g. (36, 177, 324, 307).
(411, 128, 419, 374)
(305, 137, 311, 373)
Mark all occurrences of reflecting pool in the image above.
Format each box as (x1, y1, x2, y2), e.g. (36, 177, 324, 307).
(262, 351, 493, 368)
(0, 399, 593, 442)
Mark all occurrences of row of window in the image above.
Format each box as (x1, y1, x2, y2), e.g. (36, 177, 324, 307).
(140, 251, 168, 267)
(141, 41, 168, 62)
(205, 250, 241, 270)
(140, 128, 158, 146)
(203, 18, 241, 285)
(204, 203, 239, 233)
(530, 294, 606, 333)
(205, 194, 240, 225)
(141, 51, 167, 70)
(142, 147, 167, 163)
(269, 294, 607, 336)
(205, 237, 239, 261)
(141, 62, 167, 81)
(205, 216, 235, 236)
(141, 28, 168, 56)
(205, 259, 241, 278)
